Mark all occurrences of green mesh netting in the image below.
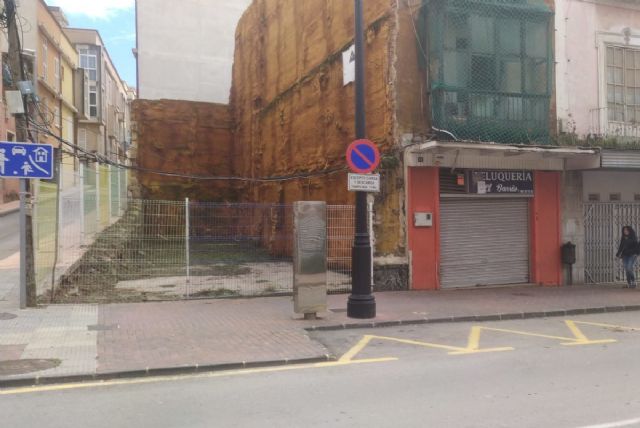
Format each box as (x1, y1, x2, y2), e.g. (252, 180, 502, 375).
(419, 0, 553, 144)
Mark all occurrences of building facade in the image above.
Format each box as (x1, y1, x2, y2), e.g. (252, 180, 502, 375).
(555, 0, 640, 284)
(0, 0, 133, 200)
(135, 0, 252, 103)
(36, 3, 78, 189)
(63, 27, 131, 163)
(229, 0, 608, 290)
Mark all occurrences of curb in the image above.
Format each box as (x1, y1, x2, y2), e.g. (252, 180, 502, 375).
(0, 207, 19, 218)
(3, 303, 640, 389)
(0, 355, 334, 389)
(306, 304, 640, 332)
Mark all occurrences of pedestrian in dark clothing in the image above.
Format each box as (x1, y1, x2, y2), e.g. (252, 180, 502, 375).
(617, 226, 639, 288)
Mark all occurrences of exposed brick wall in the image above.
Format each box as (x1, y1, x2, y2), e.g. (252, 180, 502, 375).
(131, 99, 238, 201)
(230, 0, 406, 257)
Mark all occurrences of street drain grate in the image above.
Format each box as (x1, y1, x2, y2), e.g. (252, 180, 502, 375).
(0, 312, 17, 320)
(0, 359, 61, 376)
(87, 324, 119, 331)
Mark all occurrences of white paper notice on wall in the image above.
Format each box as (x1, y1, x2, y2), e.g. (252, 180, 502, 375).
(477, 180, 487, 194)
(343, 44, 356, 86)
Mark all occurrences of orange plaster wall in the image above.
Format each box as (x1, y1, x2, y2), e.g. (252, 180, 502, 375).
(530, 171, 563, 287)
(407, 167, 439, 290)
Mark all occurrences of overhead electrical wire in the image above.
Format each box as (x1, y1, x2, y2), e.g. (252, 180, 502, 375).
(25, 120, 349, 182)
(5, 1, 348, 184)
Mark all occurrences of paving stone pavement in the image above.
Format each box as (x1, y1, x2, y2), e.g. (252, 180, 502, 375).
(3, 282, 640, 383)
(0, 305, 98, 380)
(96, 299, 329, 374)
(0, 252, 19, 308)
(0, 252, 99, 381)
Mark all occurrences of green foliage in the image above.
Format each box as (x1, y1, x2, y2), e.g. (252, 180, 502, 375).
(555, 133, 640, 150)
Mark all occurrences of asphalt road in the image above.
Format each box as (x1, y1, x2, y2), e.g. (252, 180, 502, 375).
(2, 312, 640, 428)
(0, 211, 19, 260)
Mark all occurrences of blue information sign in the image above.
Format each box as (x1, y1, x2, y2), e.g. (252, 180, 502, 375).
(0, 141, 54, 179)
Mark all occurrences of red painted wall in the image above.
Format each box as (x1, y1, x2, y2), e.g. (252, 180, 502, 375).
(407, 167, 440, 290)
(530, 171, 563, 287)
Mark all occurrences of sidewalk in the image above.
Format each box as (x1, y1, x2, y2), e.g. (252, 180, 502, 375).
(0, 200, 19, 217)
(2, 285, 640, 386)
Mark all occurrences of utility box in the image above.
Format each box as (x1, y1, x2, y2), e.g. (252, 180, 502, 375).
(293, 201, 327, 317)
(414, 212, 433, 227)
(561, 242, 576, 265)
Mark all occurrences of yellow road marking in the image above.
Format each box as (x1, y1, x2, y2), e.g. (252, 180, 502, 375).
(340, 333, 512, 359)
(449, 326, 514, 355)
(369, 335, 465, 353)
(475, 321, 616, 347)
(345, 320, 618, 360)
(562, 320, 617, 346)
(570, 320, 640, 332)
(565, 320, 590, 341)
(0, 357, 397, 396)
(338, 335, 375, 362)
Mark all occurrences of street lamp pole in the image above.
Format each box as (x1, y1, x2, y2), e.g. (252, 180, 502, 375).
(347, 0, 376, 319)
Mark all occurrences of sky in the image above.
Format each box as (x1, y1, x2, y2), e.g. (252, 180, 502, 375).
(46, 0, 137, 88)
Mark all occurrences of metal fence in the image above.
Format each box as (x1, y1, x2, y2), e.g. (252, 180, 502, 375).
(33, 163, 128, 302)
(584, 202, 640, 284)
(36, 196, 354, 304)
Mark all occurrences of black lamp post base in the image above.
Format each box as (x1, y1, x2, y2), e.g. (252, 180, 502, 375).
(347, 294, 376, 319)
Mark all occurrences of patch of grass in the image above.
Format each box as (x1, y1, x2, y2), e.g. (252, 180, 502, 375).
(262, 285, 278, 293)
(189, 264, 251, 277)
(189, 242, 282, 264)
(190, 288, 240, 298)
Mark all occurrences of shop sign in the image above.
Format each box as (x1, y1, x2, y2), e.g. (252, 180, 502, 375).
(470, 170, 534, 195)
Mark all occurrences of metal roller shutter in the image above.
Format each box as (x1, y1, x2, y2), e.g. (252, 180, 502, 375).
(440, 198, 530, 288)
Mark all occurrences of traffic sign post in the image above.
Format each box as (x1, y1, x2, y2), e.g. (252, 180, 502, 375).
(1, 141, 53, 309)
(347, 0, 376, 320)
(0, 142, 54, 179)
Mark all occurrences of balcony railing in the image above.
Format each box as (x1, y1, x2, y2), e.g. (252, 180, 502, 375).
(432, 89, 550, 144)
(589, 107, 640, 142)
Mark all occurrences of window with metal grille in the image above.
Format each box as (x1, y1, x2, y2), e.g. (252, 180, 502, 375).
(424, 0, 553, 144)
(588, 193, 600, 202)
(607, 46, 640, 124)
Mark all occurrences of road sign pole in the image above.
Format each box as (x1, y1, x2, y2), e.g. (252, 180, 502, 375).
(348, 0, 376, 319)
(19, 178, 27, 309)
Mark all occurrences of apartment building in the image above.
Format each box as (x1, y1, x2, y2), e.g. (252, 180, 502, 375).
(135, 0, 251, 103)
(36, 4, 78, 188)
(555, 0, 640, 284)
(63, 27, 131, 163)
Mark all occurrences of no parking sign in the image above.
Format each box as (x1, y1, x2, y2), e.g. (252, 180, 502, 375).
(346, 139, 380, 174)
